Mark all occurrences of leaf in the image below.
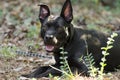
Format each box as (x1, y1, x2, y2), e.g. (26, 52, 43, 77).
(101, 57, 106, 62)
(107, 38, 114, 42)
(107, 46, 113, 49)
(102, 51, 106, 55)
(100, 62, 107, 67)
(111, 32, 118, 38)
(107, 41, 113, 45)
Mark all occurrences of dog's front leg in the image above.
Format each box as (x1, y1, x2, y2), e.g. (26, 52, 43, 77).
(72, 59, 89, 76)
(22, 66, 50, 78)
(68, 51, 89, 75)
(35, 64, 61, 78)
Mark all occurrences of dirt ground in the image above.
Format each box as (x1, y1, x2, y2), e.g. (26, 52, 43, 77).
(0, 0, 120, 80)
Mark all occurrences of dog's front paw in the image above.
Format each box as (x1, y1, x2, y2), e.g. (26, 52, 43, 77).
(20, 74, 50, 80)
(21, 74, 35, 78)
(18, 76, 35, 80)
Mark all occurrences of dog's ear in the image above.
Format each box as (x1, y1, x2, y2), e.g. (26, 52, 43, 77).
(38, 4, 50, 23)
(60, 0, 73, 23)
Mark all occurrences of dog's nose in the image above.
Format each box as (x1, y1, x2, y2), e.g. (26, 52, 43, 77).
(45, 35, 54, 40)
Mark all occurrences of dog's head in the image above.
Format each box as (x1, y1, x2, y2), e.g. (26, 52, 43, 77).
(39, 0, 73, 52)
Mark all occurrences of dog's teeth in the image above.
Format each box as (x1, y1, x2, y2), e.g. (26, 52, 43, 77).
(53, 37, 58, 44)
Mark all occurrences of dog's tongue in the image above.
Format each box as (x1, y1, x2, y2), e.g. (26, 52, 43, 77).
(45, 45, 54, 51)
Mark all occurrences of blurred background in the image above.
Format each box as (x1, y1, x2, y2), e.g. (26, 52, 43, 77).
(0, 0, 120, 45)
(0, 0, 120, 79)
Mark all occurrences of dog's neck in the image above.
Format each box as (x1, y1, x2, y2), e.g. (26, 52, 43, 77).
(64, 24, 75, 48)
(68, 24, 74, 44)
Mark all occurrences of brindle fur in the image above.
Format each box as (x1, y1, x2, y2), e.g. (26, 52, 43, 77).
(22, 0, 120, 78)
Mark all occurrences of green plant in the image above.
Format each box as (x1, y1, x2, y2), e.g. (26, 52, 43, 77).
(83, 39, 99, 77)
(0, 45, 17, 58)
(84, 53, 98, 77)
(27, 25, 40, 39)
(84, 32, 118, 80)
(98, 32, 118, 79)
(49, 47, 75, 80)
(49, 73, 59, 80)
(59, 47, 73, 76)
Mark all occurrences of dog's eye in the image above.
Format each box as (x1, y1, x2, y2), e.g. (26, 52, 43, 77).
(58, 27, 64, 33)
(42, 26, 48, 30)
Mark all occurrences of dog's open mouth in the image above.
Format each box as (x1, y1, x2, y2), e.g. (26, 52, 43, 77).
(45, 45, 55, 52)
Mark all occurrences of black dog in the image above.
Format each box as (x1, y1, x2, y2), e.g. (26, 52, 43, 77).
(23, 0, 120, 78)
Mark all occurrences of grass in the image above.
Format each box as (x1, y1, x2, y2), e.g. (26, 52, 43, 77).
(0, 45, 17, 58)
(26, 25, 40, 39)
